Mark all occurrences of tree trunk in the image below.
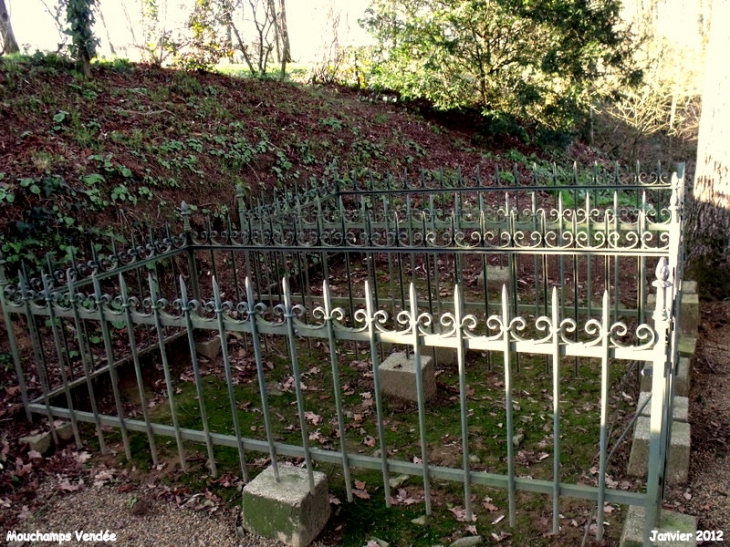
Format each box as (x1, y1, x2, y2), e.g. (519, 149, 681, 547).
(279, 0, 291, 63)
(0, 0, 20, 54)
(686, 0, 730, 297)
(267, 0, 281, 63)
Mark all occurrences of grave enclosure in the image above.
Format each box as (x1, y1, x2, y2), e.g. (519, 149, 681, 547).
(1, 163, 689, 545)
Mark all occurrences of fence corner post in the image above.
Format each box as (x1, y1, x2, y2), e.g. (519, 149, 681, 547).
(645, 257, 672, 543)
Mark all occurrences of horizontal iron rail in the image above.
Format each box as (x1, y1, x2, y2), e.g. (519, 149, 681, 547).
(188, 244, 671, 257)
(11, 304, 656, 362)
(28, 403, 649, 507)
(335, 183, 674, 196)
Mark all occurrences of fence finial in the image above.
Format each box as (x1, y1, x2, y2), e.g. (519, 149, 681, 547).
(652, 257, 671, 322)
(181, 201, 191, 233)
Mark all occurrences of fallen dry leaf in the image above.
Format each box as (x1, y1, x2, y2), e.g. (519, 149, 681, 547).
(304, 411, 323, 426)
(482, 496, 499, 512)
(449, 506, 469, 522)
(74, 451, 92, 464)
(59, 478, 84, 492)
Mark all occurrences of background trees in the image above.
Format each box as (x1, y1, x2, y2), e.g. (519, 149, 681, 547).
(61, 0, 98, 77)
(362, 0, 639, 129)
(686, 0, 730, 297)
(0, 0, 19, 54)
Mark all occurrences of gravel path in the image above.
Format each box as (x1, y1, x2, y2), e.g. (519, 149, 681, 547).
(9, 477, 335, 547)
(11, 481, 262, 547)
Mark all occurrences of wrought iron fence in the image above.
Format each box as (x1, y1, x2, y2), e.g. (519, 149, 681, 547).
(1, 162, 685, 545)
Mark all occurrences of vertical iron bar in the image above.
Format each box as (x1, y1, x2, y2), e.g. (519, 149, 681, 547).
(245, 277, 279, 480)
(322, 280, 353, 501)
(409, 283, 432, 515)
(67, 273, 106, 452)
(147, 274, 186, 470)
(212, 277, 247, 481)
(20, 274, 58, 444)
(42, 272, 82, 448)
(92, 270, 131, 460)
(454, 284, 473, 521)
(550, 287, 561, 534)
(119, 275, 158, 466)
(282, 277, 315, 492)
(364, 280, 392, 506)
(501, 285, 516, 526)
(596, 290, 610, 540)
(179, 278, 217, 477)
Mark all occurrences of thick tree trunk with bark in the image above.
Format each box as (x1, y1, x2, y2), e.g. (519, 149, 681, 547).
(0, 0, 20, 54)
(686, 0, 730, 297)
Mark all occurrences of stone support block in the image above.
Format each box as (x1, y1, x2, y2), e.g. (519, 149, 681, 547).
(476, 266, 511, 293)
(679, 293, 699, 337)
(426, 345, 458, 366)
(640, 358, 690, 397)
(682, 280, 697, 295)
(620, 505, 696, 547)
(627, 418, 689, 484)
(637, 392, 688, 422)
(20, 432, 52, 455)
(379, 352, 436, 402)
(241, 465, 330, 547)
(195, 335, 221, 360)
(678, 336, 697, 358)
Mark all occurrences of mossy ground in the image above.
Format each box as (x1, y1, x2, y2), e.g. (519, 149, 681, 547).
(105, 330, 636, 546)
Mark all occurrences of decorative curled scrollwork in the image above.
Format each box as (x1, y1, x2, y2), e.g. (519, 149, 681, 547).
(582, 318, 604, 347)
(352, 307, 389, 333)
(312, 305, 346, 324)
(438, 311, 479, 338)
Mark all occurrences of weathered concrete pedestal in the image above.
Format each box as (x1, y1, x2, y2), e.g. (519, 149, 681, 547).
(637, 393, 689, 422)
(620, 505, 697, 547)
(476, 265, 511, 292)
(379, 352, 436, 402)
(195, 335, 222, 359)
(241, 465, 330, 547)
(641, 357, 691, 397)
(627, 417, 690, 484)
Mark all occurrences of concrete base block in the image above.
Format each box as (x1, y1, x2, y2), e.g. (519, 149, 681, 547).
(55, 421, 75, 442)
(682, 280, 697, 295)
(679, 293, 699, 337)
(476, 266, 511, 292)
(640, 358, 690, 397)
(620, 505, 697, 547)
(638, 392, 688, 422)
(241, 465, 330, 547)
(675, 357, 691, 397)
(427, 346, 458, 366)
(627, 418, 690, 484)
(678, 336, 697, 358)
(379, 352, 436, 402)
(195, 335, 221, 360)
(20, 432, 52, 455)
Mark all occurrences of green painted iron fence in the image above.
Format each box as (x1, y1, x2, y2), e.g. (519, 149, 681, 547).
(1, 162, 686, 545)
